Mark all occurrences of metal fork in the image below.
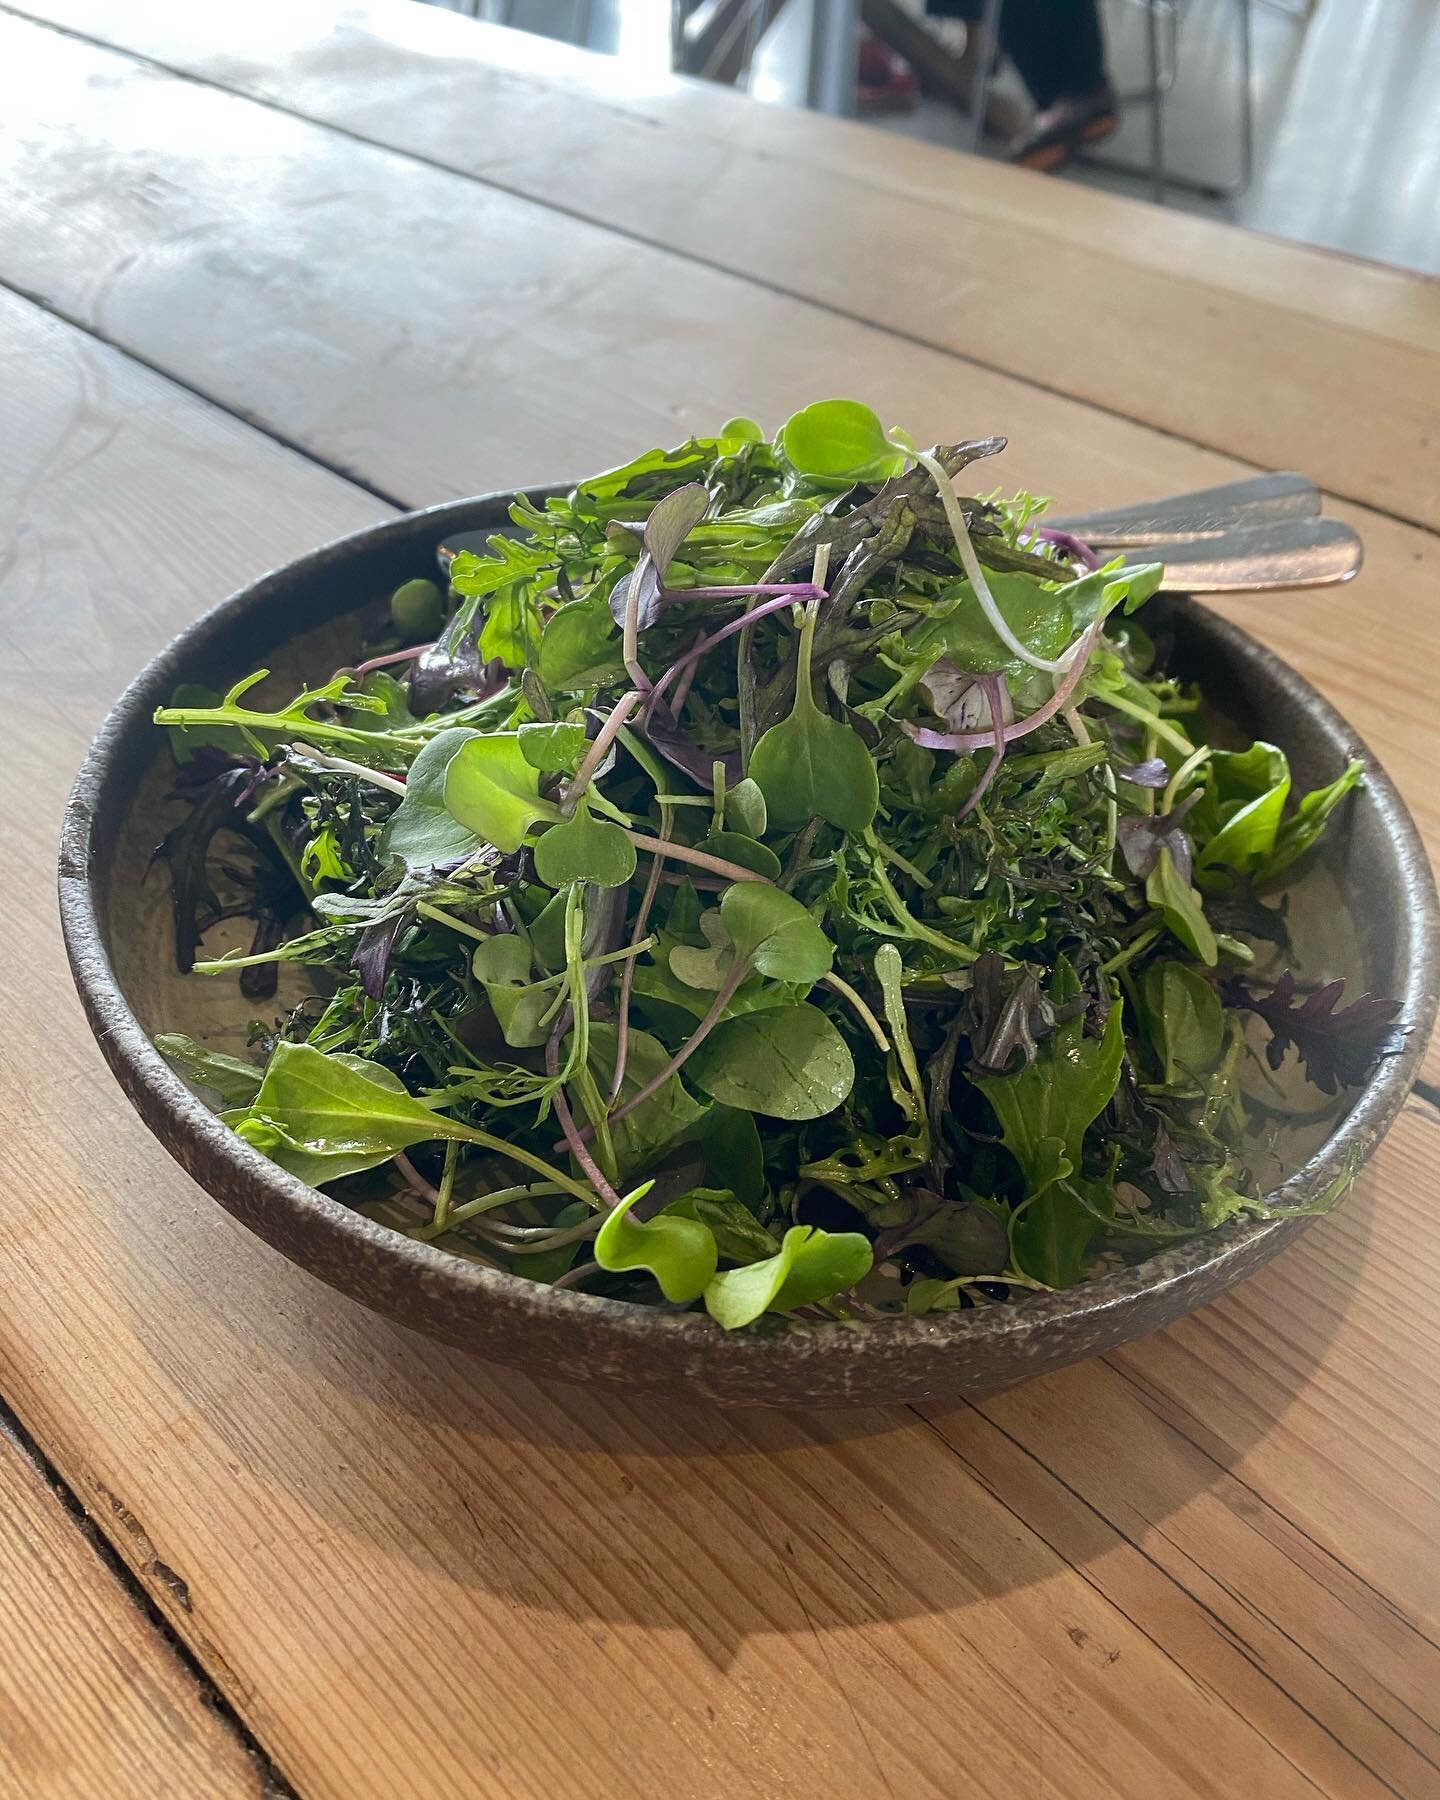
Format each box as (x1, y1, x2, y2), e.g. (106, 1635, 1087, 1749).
(1047, 472, 1363, 592)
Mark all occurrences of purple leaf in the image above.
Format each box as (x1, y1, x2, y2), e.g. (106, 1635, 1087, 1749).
(640, 703, 741, 790)
(1114, 757, 1170, 789)
(352, 910, 409, 1001)
(1117, 790, 1199, 885)
(643, 482, 710, 576)
(1225, 970, 1405, 1094)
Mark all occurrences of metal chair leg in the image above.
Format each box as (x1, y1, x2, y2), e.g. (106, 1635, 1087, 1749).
(962, 0, 1004, 155)
(1146, 0, 1166, 203)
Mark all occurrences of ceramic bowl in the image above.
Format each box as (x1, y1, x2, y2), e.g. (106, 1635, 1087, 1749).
(60, 491, 1439, 1406)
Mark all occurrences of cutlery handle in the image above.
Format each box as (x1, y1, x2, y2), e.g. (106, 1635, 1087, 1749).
(1146, 517, 1363, 592)
(1051, 472, 1320, 547)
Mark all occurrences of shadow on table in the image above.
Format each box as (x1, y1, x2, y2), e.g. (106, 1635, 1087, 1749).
(116, 1165, 1378, 1664)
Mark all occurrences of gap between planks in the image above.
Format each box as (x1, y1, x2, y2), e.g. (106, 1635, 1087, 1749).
(2, 0, 1437, 541)
(0, 1396, 299, 1800)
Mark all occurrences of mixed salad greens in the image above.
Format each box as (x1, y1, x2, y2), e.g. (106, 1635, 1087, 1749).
(153, 401, 1402, 1328)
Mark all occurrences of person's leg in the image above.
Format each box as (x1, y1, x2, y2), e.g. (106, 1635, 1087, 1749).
(998, 0, 1107, 109)
(1000, 0, 1115, 171)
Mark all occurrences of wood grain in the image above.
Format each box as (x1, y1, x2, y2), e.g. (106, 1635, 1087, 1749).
(5, 0, 1439, 528)
(0, 1420, 263, 1799)
(2, 265, 1439, 1797)
(1, 14, 1439, 1794)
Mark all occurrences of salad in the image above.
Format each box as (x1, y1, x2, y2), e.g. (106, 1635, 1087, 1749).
(153, 401, 1401, 1328)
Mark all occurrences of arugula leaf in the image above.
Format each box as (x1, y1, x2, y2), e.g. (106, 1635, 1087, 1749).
(704, 1225, 872, 1327)
(594, 1186, 717, 1303)
(444, 733, 560, 854)
(688, 1004, 855, 1120)
(975, 982, 1124, 1286)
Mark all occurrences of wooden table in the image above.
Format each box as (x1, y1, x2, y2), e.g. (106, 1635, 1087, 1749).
(2, 3, 1438, 1793)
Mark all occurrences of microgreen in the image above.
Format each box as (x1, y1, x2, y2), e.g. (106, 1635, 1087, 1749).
(152, 408, 1388, 1327)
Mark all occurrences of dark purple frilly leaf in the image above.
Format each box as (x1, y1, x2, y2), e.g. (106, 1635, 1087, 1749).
(1224, 970, 1405, 1094)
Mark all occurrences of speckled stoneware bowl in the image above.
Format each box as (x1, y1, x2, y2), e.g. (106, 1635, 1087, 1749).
(60, 491, 1439, 1407)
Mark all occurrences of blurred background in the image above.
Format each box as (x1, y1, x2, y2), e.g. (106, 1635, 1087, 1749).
(418, 0, 1440, 275)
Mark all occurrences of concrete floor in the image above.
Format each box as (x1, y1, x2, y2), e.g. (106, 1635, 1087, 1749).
(418, 0, 1440, 276)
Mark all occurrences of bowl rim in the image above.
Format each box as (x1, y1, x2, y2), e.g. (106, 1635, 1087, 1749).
(59, 491, 1440, 1377)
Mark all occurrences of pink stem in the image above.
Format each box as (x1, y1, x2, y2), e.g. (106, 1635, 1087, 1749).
(667, 626, 707, 719)
(902, 623, 1102, 753)
(564, 689, 643, 812)
(956, 674, 1008, 821)
(647, 589, 815, 714)
(546, 1032, 622, 1208)
(668, 582, 826, 601)
(347, 643, 433, 680)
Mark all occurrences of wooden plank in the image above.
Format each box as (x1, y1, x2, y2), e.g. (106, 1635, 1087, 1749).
(0, 1420, 264, 1800)
(5, 285, 1440, 1798)
(6, 0, 1439, 528)
(0, 13, 1436, 894)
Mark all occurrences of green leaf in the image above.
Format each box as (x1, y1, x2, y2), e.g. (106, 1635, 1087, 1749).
(517, 719, 588, 772)
(230, 1043, 450, 1186)
(443, 732, 559, 854)
(976, 985, 1124, 1197)
(587, 1022, 710, 1182)
(703, 1225, 872, 1327)
(1199, 743, 1291, 873)
(156, 1033, 263, 1107)
(720, 883, 832, 983)
(1147, 846, 1218, 964)
(472, 934, 552, 1048)
(533, 806, 637, 889)
(377, 726, 483, 871)
(668, 909, 736, 991)
(685, 1105, 765, 1208)
(696, 831, 782, 880)
(536, 595, 624, 690)
(688, 1005, 855, 1120)
(594, 1186, 717, 1303)
(1140, 961, 1224, 1087)
(723, 777, 768, 838)
(1061, 560, 1164, 627)
(1262, 758, 1364, 879)
(664, 1189, 779, 1264)
(478, 586, 533, 667)
(778, 400, 905, 485)
(165, 682, 253, 762)
(915, 574, 1074, 678)
(719, 416, 764, 444)
(750, 609, 878, 834)
(1013, 1178, 1109, 1291)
